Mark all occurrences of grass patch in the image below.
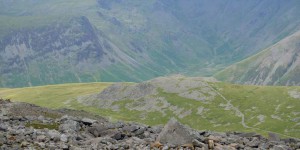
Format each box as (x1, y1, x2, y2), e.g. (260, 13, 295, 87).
(211, 82, 300, 138)
(157, 88, 245, 133)
(25, 121, 60, 130)
(0, 82, 113, 109)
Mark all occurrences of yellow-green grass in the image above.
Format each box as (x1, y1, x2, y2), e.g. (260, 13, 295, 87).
(25, 121, 60, 130)
(0, 81, 299, 139)
(0, 82, 113, 109)
(211, 82, 300, 138)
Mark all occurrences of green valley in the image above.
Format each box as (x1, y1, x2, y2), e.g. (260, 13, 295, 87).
(1, 0, 300, 87)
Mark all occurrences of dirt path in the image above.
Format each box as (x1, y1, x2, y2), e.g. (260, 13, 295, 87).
(207, 84, 299, 139)
(207, 84, 250, 128)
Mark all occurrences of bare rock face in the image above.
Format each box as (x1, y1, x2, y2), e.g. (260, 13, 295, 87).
(157, 118, 196, 146)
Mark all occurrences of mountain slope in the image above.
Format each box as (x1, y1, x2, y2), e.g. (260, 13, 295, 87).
(1, 0, 300, 87)
(1, 99, 298, 149)
(215, 30, 300, 85)
(1, 76, 299, 138)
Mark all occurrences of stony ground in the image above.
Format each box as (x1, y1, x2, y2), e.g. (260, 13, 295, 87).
(79, 75, 218, 117)
(0, 98, 299, 150)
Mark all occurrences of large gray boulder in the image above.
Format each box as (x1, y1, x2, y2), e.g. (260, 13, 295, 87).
(47, 130, 61, 141)
(59, 120, 80, 133)
(157, 118, 197, 146)
(81, 118, 97, 126)
(87, 125, 109, 137)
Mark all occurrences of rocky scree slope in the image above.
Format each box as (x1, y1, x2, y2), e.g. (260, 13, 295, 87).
(2, 0, 300, 87)
(215, 30, 300, 86)
(0, 98, 299, 150)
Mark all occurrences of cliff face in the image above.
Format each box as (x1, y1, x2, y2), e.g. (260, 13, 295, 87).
(0, 17, 107, 86)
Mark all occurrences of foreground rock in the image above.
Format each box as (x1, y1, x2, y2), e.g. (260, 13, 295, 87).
(157, 118, 198, 146)
(0, 98, 299, 150)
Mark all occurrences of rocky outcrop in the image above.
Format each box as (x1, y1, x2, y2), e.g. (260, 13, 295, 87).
(0, 98, 299, 149)
(79, 75, 217, 118)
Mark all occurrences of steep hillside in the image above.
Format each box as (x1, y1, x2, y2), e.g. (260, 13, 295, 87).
(1, 76, 299, 138)
(215, 30, 300, 85)
(1, 0, 300, 87)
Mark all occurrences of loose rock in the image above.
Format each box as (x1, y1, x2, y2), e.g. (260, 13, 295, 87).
(0, 98, 298, 150)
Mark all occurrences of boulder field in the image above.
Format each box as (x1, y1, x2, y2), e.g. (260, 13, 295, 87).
(0, 99, 299, 150)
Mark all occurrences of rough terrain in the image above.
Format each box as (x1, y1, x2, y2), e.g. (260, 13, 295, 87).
(78, 75, 217, 115)
(1, 98, 299, 150)
(76, 76, 300, 138)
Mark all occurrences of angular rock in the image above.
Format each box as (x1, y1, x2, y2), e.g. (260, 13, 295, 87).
(60, 134, 68, 143)
(247, 137, 260, 148)
(87, 125, 108, 137)
(24, 116, 36, 121)
(134, 127, 146, 136)
(60, 115, 79, 122)
(111, 132, 124, 140)
(122, 125, 139, 133)
(269, 132, 280, 142)
(48, 142, 57, 149)
(81, 118, 97, 126)
(47, 130, 60, 142)
(37, 116, 45, 121)
(157, 118, 196, 146)
(207, 135, 221, 142)
(37, 142, 46, 149)
(133, 137, 145, 144)
(192, 139, 206, 148)
(37, 135, 46, 142)
(20, 141, 29, 148)
(148, 125, 162, 134)
(272, 145, 291, 150)
(60, 143, 69, 150)
(59, 120, 80, 133)
(0, 124, 8, 131)
(100, 137, 117, 145)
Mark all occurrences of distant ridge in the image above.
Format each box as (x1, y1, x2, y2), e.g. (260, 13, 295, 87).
(1, 0, 300, 87)
(215, 30, 300, 86)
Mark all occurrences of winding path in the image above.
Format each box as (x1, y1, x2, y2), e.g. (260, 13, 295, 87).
(207, 84, 299, 139)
